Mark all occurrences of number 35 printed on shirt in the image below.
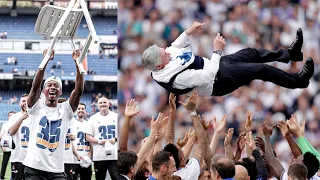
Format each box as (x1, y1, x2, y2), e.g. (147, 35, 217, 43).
(20, 126, 30, 148)
(98, 125, 116, 140)
(36, 116, 62, 152)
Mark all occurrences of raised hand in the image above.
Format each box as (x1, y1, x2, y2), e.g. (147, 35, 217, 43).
(169, 93, 176, 112)
(176, 127, 196, 148)
(179, 91, 198, 112)
(245, 111, 253, 132)
(286, 114, 305, 138)
(237, 131, 246, 151)
(151, 112, 166, 132)
(224, 128, 234, 147)
(43, 49, 55, 60)
(254, 136, 265, 153)
(212, 115, 227, 134)
(125, 99, 140, 118)
(160, 116, 169, 135)
(277, 120, 290, 137)
(185, 22, 205, 36)
(246, 131, 257, 151)
(262, 121, 275, 137)
(200, 115, 211, 130)
(213, 33, 226, 51)
(72, 50, 80, 60)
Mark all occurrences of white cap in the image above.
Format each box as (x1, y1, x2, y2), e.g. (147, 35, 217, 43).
(80, 156, 92, 168)
(105, 141, 114, 156)
(43, 76, 62, 90)
(0, 135, 15, 149)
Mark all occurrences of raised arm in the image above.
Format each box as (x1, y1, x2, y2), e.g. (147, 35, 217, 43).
(245, 111, 253, 158)
(120, 99, 140, 152)
(262, 122, 284, 180)
(171, 22, 205, 48)
(8, 113, 28, 135)
(224, 128, 234, 160)
(165, 93, 176, 144)
(135, 113, 164, 173)
(181, 128, 197, 159)
(277, 120, 302, 158)
(234, 132, 246, 162)
(27, 49, 54, 107)
(69, 50, 84, 112)
(179, 92, 208, 167)
(210, 115, 227, 154)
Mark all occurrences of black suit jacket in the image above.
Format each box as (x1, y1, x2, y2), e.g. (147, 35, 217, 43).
(118, 174, 130, 180)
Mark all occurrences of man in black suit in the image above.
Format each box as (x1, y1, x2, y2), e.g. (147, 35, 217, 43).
(117, 151, 138, 180)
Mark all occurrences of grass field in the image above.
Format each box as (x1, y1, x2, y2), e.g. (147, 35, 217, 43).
(0, 152, 97, 180)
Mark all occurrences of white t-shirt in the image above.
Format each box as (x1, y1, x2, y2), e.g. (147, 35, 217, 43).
(1, 120, 15, 152)
(8, 112, 31, 163)
(281, 171, 320, 180)
(86, 111, 118, 161)
(63, 118, 76, 164)
(173, 158, 200, 180)
(73, 119, 90, 164)
(23, 99, 74, 173)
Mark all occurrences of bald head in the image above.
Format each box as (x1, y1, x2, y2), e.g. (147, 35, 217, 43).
(98, 97, 110, 114)
(235, 165, 250, 180)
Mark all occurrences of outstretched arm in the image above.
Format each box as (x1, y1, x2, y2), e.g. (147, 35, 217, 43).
(120, 99, 140, 152)
(210, 115, 227, 154)
(28, 49, 54, 108)
(166, 93, 176, 144)
(171, 22, 205, 48)
(224, 128, 234, 160)
(263, 122, 284, 180)
(69, 50, 84, 112)
(277, 120, 302, 158)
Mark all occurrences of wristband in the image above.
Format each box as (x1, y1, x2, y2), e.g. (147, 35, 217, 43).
(190, 111, 197, 116)
(98, 139, 101, 145)
(213, 50, 223, 56)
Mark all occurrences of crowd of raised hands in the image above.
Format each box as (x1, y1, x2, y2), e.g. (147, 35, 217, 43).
(118, 92, 320, 180)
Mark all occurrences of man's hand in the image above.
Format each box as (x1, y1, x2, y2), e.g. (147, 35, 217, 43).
(246, 131, 257, 152)
(177, 127, 196, 148)
(76, 155, 83, 161)
(151, 112, 167, 132)
(277, 120, 290, 137)
(179, 91, 198, 112)
(185, 22, 205, 36)
(160, 116, 169, 135)
(237, 131, 246, 151)
(245, 111, 253, 132)
(213, 33, 226, 51)
(224, 128, 234, 147)
(254, 136, 265, 153)
(169, 93, 176, 112)
(286, 115, 305, 138)
(262, 122, 275, 137)
(43, 49, 55, 60)
(72, 50, 81, 60)
(212, 115, 227, 134)
(67, 134, 75, 141)
(21, 112, 28, 120)
(200, 115, 211, 130)
(125, 99, 140, 118)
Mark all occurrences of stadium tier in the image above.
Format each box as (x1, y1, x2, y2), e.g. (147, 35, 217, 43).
(0, 16, 117, 39)
(0, 53, 117, 76)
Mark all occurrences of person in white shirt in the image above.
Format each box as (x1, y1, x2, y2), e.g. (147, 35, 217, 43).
(142, 22, 313, 97)
(71, 103, 92, 180)
(8, 94, 30, 180)
(63, 117, 76, 180)
(23, 49, 84, 180)
(0, 111, 15, 180)
(85, 97, 118, 180)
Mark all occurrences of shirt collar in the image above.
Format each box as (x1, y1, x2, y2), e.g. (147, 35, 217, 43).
(148, 175, 157, 180)
(120, 174, 130, 180)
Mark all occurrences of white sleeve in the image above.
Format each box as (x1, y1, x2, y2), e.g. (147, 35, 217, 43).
(61, 101, 74, 121)
(173, 158, 200, 179)
(171, 31, 191, 49)
(27, 99, 42, 115)
(174, 53, 221, 88)
(85, 117, 94, 136)
(281, 171, 288, 180)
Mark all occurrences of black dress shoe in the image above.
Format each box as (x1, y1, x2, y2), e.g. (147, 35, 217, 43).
(298, 57, 314, 83)
(288, 28, 303, 61)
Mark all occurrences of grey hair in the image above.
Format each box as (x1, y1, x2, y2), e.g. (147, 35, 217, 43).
(141, 45, 162, 71)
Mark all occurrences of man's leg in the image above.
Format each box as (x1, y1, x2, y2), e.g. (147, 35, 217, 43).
(64, 164, 73, 180)
(212, 58, 314, 96)
(222, 28, 303, 64)
(24, 166, 45, 180)
(106, 160, 119, 180)
(12, 162, 25, 180)
(79, 165, 92, 180)
(0, 151, 10, 179)
(94, 161, 108, 180)
(47, 171, 66, 180)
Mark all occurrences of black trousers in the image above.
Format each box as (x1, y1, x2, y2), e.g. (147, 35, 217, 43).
(0, 151, 10, 179)
(64, 164, 92, 180)
(11, 162, 25, 180)
(211, 48, 303, 96)
(94, 160, 118, 180)
(24, 166, 66, 180)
